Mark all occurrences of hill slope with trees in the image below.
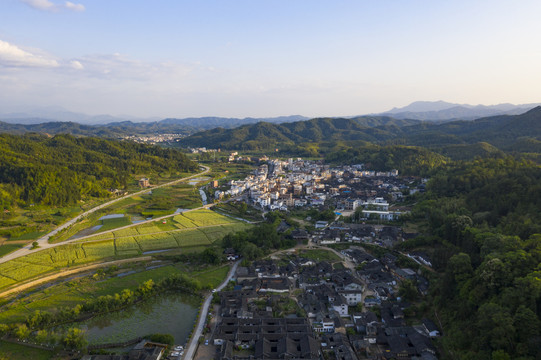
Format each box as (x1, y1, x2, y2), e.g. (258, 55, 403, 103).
(178, 107, 541, 157)
(402, 156, 541, 359)
(0, 133, 197, 208)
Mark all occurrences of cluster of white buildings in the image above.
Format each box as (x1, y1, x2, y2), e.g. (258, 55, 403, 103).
(215, 158, 404, 221)
(122, 133, 185, 144)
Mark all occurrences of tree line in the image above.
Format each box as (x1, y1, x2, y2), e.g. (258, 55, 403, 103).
(0, 273, 201, 350)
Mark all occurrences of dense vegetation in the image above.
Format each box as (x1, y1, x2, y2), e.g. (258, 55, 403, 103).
(325, 144, 448, 176)
(222, 217, 297, 260)
(179, 116, 420, 150)
(404, 156, 541, 359)
(0, 133, 197, 208)
(178, 107, 541, 161)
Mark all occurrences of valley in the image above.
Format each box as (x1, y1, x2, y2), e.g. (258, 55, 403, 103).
(0, 105, 540, 360)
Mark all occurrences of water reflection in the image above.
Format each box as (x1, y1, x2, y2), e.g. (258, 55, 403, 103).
(82, 293, 199, 345)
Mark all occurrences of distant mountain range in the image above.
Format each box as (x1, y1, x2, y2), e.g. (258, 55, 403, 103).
(0, 105, 159, 125)
(0, 105, 308, 129)
(1, 101, 540, 154)
(377, 101, 540, 121)
(178, 106, 541, 153)
(0, 115, 309, 137)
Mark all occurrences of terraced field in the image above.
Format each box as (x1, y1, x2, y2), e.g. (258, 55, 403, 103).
(0, 210, 250, 291)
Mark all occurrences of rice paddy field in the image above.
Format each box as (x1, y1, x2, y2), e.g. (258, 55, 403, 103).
(0, 210, 251, 292)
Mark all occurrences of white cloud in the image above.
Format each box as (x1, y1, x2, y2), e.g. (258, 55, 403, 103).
(20, 0, 55, 11)
(64, 1, 85, 12)
(20, 0, 85, 12)
(70, 60, 84, 69)
(0, 39, 59, 68)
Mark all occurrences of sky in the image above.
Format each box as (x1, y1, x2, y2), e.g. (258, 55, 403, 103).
(1, 0, 540, 119)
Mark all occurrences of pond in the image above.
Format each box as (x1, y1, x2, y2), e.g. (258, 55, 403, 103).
(99, 214, 125, 220)
(187, 176, 210, 186)
(80, 293, 200, 346)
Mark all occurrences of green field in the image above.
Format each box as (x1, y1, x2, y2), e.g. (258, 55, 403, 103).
(0, 262, 231, 324)
(0, 244, 22, 257)
(192, 265, 231, 289)
(44, 178, 205, 244)
(0, 340, 54, 360)
(0, 210, 250, 291)
(99, 216, 132, 231)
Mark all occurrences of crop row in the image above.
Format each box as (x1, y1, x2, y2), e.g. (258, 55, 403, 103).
(0, 211, 247, 291)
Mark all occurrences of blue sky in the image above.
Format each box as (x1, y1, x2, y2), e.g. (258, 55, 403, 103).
(1, 0, 540, 118)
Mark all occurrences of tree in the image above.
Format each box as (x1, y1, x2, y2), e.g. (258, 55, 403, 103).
(241, 242, 263, 260)
(148, 333, 174, 346)
(35, 329, 49, 344)
(398, 279, 418, 302)
(62, 327, 87, 349)
(15, 324, 31, 340)
(201, 247, 221, 265)
(0, 323, 9, 336)
(137, 279, 155, 296)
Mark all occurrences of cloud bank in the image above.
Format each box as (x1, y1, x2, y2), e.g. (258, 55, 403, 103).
(0, 39, 59, 68)
(20, 0, 85, 12)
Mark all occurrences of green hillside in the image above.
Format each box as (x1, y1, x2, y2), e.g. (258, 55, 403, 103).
(0, 133, 198, 208)
(179, 107, 541, 155)
(438, 142, 504, 161)
(179, 116, 419, 150)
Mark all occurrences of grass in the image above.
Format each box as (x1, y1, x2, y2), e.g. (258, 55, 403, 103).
(0, 340, 54, 360)
(298, 249, 342, 262)
(0, 211, 250, 291)
(193, 265, 230, 289)
(6, 230, 48, 241)
(213, 202, 263, 222)
(183, 209, 234, 226)
(99, 216, 132, 232)
(0, 243, 22, 257)
(0, 262, 231, 325)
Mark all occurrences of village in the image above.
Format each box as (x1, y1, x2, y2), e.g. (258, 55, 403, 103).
(214, 157, 425, 222)
(190, 158, 440, 360)
(200, 244, 439, 360)
(213, 157, 427, 249)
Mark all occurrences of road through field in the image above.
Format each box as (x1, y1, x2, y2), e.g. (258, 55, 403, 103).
(183, 260, 240, 360)
(0, 166, 209, 265)
(0, 256, 153, 299)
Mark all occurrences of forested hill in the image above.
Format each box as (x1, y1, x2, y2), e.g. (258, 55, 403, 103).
(0, 115, 309, 137)
(403, 156, 541, 359)
(179, 107, 541, 153)
(0, 134, 198, 207)
(401, 106, 541, 150)
(179, 116, 421, 150)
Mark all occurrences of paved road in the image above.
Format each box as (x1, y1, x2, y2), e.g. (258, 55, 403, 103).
(183, 260, 240, 360)
(0, 166, 210, 265)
